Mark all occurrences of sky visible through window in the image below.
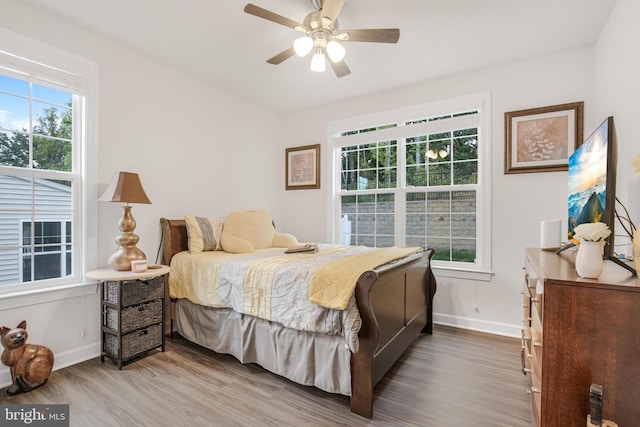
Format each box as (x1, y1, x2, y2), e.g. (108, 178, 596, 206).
(0, 74, 72, 132)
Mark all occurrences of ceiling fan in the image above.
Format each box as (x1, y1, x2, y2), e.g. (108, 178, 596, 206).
(243, 0, 400, 77)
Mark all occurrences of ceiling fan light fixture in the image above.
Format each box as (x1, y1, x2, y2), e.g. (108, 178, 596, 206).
(310, 48, 326, 72)
(293, 36, 313, 57)
(243, 2, 399, 78)
(326, 40, 345, 63)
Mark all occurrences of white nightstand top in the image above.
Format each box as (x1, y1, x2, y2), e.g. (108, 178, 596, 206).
(86, 265, 170, 281)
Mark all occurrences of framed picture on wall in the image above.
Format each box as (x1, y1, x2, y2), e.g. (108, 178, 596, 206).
(504, 101, 584, 174)
(286, 144, 320, 190)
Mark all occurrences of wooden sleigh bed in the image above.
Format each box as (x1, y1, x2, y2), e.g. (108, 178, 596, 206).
(160, 218, 437, 418)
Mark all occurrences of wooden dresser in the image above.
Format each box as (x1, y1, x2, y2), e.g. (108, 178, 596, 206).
(522, 248, 639, 427)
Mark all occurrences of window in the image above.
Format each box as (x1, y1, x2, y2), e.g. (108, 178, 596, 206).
(0, 28, 98, 291)
(21, 220, 72, 282)
(329, 93, 491, 277)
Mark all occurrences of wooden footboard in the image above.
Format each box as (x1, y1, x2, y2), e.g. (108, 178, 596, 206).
(351, 249, 436, 418)
(159, 218, 437, 419)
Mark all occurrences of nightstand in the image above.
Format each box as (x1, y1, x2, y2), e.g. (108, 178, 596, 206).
(87, 265, 170, 369)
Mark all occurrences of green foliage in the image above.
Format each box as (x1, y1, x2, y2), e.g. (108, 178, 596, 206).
(0, 131, 29, 167)
(433, 249, 476, 262)
(0, 104, 72, 171)
(33, 106, 72, 171)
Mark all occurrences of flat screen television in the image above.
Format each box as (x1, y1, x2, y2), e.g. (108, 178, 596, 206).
(567, 116, 634, 273)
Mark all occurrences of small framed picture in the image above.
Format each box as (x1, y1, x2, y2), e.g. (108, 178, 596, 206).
(504, 101, 583, 174)
(286, 144, 320, 190)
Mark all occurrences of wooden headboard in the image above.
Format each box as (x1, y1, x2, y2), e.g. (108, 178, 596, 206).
(160, 218, 188, 265)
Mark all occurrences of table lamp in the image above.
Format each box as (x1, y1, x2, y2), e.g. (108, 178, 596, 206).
(99, 171, 152, 271)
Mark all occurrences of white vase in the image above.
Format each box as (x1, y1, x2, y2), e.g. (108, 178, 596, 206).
(575, 241, 604, 279)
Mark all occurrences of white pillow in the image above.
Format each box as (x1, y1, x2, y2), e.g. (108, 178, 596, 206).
(184, 214, 225, 253)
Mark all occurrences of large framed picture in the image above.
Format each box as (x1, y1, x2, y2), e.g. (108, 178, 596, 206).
(504, 101, 583, 174)
(286, 144, 320, 190)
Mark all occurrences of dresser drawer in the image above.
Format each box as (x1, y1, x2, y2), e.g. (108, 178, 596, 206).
(106, 276, 164, 306)
(522, 285, 531, 318)
(104, 323, 163, 361)
(531, 342, 542, 381)
(528, 370, 542, 424)
(521, 329, 532, 372)
(531, 306, 543, 344)
(106, 299, 163, 333)
(531, 295, 543, 321)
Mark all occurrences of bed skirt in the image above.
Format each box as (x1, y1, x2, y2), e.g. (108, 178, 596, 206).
(175, 298, 353, 396)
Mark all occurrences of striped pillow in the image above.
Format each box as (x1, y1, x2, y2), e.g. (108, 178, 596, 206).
(184, 214, 225, 253)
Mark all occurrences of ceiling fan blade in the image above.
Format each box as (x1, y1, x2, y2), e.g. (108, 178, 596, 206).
(244, 3, 303, 30)
(329, 59, 351, 78)
(339, 28, 400, 43)
(267, 47, 296, 65)
(320, 0, 345, 24)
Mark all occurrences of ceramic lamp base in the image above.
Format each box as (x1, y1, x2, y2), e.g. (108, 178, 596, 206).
(108, 205, 146, 271)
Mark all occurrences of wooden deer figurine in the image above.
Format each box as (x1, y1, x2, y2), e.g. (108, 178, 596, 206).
(1, 320, 54, 395)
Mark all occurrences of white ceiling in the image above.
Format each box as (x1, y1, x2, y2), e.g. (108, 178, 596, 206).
(24, 0, 616, 114)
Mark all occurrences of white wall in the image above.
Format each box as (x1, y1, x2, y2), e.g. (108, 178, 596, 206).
(94, 43, 284, 263)
(279, 47, 597, 336)
(594, 0, 640, 253)
(0, 1, 282, 386)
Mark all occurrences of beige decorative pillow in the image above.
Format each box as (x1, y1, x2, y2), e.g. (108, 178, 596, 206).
(220, 209, 298, 254)
(220, 210, 273, 254)
(184, 214, 225, 253)
(273, 232, 298, 248)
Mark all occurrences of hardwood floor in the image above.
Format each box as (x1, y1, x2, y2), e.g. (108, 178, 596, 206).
(1, 325, 532, 426)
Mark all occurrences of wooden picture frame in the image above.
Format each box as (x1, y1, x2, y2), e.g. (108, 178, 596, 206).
(286, 144, 320, 190)
(504, 101, 583, 174)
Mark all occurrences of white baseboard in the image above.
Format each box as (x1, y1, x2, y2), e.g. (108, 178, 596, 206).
(434, 312, 521, 338)
(0, 341, 99, 389)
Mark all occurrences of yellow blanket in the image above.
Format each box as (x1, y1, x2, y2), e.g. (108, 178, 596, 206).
(309, 246, 421, 310)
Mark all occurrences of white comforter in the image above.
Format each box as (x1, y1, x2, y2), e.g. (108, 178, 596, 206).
(168, 245, 375, 352)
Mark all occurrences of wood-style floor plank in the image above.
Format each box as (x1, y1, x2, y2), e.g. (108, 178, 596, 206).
(1, 326, 532, 426)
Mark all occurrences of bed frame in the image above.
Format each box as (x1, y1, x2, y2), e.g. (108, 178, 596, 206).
(160, 218, 437, 418)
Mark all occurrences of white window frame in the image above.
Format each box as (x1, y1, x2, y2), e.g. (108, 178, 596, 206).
(326, 93, 492, 280)
(0, 27, 99, 299)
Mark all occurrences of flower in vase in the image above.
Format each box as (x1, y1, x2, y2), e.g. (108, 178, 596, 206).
(573, 222, 611, 246)
(634, 153, 640, 178)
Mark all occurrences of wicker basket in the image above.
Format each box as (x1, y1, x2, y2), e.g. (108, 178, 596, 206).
(106, 299, 162, 333)
(106, 276, 164, 306)
(104, 323, 162, 361)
